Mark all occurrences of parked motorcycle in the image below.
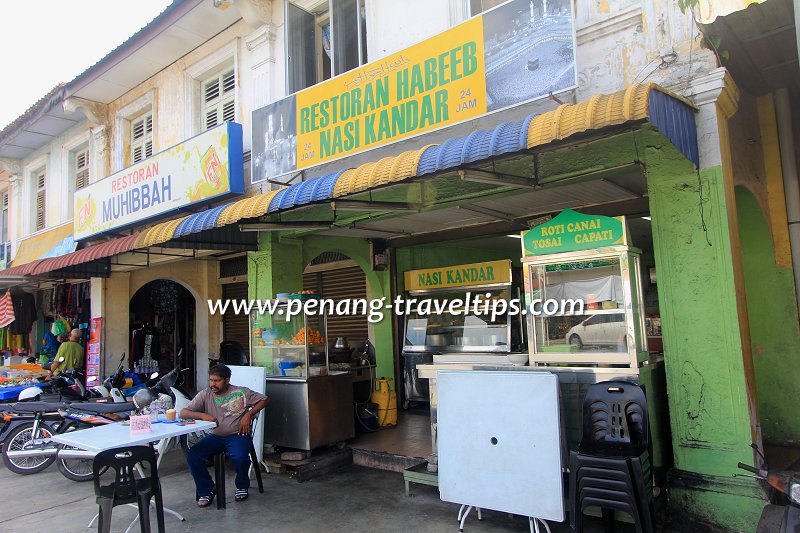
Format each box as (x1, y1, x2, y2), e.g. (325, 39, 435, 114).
(734, 444, 800, 533)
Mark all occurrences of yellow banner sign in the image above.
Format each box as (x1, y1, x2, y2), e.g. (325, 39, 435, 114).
(251, 0, 576, 183)
(297, 16, 486, 167)
(404, 260, 512, 291)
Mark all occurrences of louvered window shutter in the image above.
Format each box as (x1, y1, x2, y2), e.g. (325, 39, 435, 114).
(36, 172, 46, 230)
(131, 113, 154, 164)
(202, 68, 235, 131)
(76, 149, 89, 190)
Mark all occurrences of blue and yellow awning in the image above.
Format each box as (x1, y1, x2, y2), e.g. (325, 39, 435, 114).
(0, 83, 697, 277)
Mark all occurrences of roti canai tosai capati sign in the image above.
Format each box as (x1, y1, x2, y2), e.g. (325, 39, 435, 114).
(521, 210, 627, 257)
(73, 122, 244, 241)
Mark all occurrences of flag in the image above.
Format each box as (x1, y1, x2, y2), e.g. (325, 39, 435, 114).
(0, 290, 15, 328)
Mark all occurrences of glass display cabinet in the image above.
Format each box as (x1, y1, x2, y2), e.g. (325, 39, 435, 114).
(523, 248, 648, 368)
(249, 300, 353, 451)
(250, 301, 328, 379)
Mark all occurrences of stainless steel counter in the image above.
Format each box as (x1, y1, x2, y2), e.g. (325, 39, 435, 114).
(264, 371, 355, 451)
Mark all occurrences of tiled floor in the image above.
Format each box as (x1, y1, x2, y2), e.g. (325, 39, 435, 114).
(349, 406, 433, 459)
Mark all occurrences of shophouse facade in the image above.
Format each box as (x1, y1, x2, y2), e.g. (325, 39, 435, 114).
(0, 0, 798, 530)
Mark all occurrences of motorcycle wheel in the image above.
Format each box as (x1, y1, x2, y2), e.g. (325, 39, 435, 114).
(1, 422, 57, 474)
(56, 423, 94, 482)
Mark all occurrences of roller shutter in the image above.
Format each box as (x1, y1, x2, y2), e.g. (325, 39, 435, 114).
(222, 282, 250, 357)
(303, 265, 368, 345)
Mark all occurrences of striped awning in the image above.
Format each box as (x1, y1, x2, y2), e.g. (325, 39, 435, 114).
(29, 234, 140, 276)
(0, 83, 697, 279)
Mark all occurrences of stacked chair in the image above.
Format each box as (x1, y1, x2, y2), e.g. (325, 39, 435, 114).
(569, 380, 654, 533)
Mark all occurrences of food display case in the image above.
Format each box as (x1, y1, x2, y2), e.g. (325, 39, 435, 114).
(518, 210, 671, 482)
(523, 247, 647, 368)
(401, 260, 528, 406)
(250, 301, 328, 378)
(250, 300, 354, 450)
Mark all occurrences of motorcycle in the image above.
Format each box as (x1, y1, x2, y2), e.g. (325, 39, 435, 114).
(148, 363, 208, 455)
(734, 443, 800, 533)
(0, 364, 194, 481)
(1, 399, 133, 480)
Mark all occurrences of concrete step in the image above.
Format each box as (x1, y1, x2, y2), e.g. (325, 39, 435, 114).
(351, 446, 427, 473)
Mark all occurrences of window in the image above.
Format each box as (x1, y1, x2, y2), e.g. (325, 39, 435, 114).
(286, 0, 368, 93)
(0, 192, 7, 264)
(202, 69, 236, 130)
(469, 0, 507, 16)
(74, 148, 90, 190)
(131, 113, 153, 164)
(35, 171, 46, 231)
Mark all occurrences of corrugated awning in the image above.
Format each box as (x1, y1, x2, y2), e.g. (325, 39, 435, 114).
(0, 83, 697, 279)
(29, 234, 139, 276)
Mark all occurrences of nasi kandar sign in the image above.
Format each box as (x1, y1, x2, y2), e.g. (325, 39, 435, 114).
(252, 0, 576, 183)
(73, 122, 244, 241)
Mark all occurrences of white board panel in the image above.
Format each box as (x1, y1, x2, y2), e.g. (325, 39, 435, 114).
(437, 370, 563, 521)
(229, 365, 266, 463)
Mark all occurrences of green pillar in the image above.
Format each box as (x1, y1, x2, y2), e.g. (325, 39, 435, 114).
(644, 73, 763, 529)
(247, 232, 397, 381)
(248, 233, 304, 300)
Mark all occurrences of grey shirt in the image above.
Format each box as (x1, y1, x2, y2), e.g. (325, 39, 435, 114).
(185, 385, 267, 436)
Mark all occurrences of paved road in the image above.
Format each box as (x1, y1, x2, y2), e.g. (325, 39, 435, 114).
(0, 448, 650, 533)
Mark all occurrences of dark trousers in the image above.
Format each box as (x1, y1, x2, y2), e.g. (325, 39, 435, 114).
(185, 434, 252, 497)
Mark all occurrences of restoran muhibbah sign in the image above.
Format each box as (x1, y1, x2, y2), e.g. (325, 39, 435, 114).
(404, 260, 512, 291)
(73, 122, 244, 240)
(251, 0, 576, 183)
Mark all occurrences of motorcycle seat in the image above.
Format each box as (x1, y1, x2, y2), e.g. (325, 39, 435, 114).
(68, 401, 134, 414)
(11, 401, 67, 413)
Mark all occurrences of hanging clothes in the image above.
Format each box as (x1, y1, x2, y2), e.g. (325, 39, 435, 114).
(8, 291, 36, 335)
(131, 325, 161, 371)
(0, 290, 15, 328)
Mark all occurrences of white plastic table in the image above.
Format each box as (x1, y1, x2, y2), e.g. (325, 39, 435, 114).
(52, 420, 216, 532)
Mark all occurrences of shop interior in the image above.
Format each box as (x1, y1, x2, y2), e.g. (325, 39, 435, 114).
(129, 279, 196, 390)
(343, 213, 661, 466)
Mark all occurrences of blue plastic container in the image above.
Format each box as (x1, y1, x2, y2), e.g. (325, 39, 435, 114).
(278, 361, 302, 376)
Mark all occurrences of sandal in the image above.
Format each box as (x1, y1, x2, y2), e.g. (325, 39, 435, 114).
(235, 489, 249, 502)
(197, 488, 216, 508)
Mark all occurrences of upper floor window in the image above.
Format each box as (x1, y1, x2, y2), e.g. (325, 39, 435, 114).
(74, 147, 90, 190)
(131, 113, 153, 164)
(469, 0, 507, 16)
(1, 191, 8, 243)
(202, 68, 236, 130)
(1, 191, 7, 263)
(35, 170, 46, 231)
(286, 0, 368, 94)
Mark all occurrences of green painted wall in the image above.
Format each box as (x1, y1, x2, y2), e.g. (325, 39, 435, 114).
(247, 233, 396, 380)
(536, 129, 764, 529)
(736, 186, 800, 445)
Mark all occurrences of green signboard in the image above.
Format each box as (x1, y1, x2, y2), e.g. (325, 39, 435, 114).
(521, 209, 627, 257)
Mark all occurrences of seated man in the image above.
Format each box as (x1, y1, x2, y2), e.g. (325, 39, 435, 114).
(45, 328, 84, 379)
(181, 364, 269, 507)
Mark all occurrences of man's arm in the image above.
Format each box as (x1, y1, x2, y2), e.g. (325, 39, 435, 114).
(180, 390, 217, 424)
(239, 397, 269, 436)
(180, 408, 217, 424)
(46, 351, 63, 379)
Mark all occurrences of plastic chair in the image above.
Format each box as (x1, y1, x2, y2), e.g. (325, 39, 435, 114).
(569, 380, 654, 533)
(93, 445, 165, 533)
(219, 341, 248, 366)
(212, 411, 264, 509)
